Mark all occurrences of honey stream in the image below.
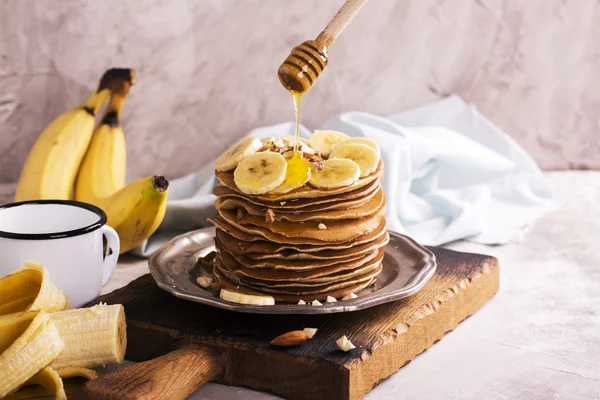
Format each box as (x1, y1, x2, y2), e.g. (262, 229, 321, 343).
(283, 92, 311, 187)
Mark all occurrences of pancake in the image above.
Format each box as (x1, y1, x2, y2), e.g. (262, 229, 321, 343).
(216, 259, 382, 295)
(212, 267, 374, 302)
(215, 160, 383, 201)
(219, 207, 386, 243)
(217, 237, 382, 271)
(212, 176, 382, 212)
(207, 141, 388, 304)
(218, 247, 384, 283)
(215, 188, 385, 222)
(215, 239, 372, 271)
(246, 232, 389, 260)
(211, 218, 388, 253)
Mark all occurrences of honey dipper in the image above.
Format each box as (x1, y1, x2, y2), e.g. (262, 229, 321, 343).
(277, 0, 369, 93)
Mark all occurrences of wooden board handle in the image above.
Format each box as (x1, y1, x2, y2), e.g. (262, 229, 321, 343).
(74, 345, 225, 400)
(316, 0, 369, 47)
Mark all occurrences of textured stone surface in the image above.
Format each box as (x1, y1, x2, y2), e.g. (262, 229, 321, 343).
(1, 0, 600, 184)
(93, 171, 600, 399)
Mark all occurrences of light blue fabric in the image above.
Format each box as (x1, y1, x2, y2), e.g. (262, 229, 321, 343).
(130, 95, 553, 257)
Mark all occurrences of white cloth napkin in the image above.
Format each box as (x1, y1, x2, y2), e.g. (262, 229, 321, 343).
(130, 95, 553, 257)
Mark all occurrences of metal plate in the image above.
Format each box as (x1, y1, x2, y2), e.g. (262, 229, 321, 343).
(148, 227, 436, 314)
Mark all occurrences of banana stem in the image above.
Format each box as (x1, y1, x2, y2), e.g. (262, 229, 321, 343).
(152, 175, 169, 192)
(79, 68, 135, 116)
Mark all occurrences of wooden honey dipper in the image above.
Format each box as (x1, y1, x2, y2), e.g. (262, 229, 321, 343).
(278, 0, 369, 93)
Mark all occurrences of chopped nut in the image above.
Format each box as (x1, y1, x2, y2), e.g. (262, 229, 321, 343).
(318, 223, 327, 230)
(297, 300, 306, 305)
(265, 209, 276, 223)
(303, 328, 318, 339)
(325, 296, 337, 303)
(196, 276, 213, 289)
(270, 330, 308, 347)
(311, 300, 323, 306)
(280, 201, 287, 206)
(336, 335, 356, 352)
(342, 292, 358, 301)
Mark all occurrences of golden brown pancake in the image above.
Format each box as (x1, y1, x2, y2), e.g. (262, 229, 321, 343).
(219, 208, 385, 243)
(210, 217, 388, 252)
(213, 267, 374, 302)
(208, 153, 387, 303)
(212, 176, 382, 211)
(216, 260, 382, 295)
(215, 188, 385, 222)
(218, 246, 384, 283)
(217, 237, 382, 271)
(215, 160, 383, 201)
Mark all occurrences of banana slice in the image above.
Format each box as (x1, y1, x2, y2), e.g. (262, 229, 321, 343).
(233, 152, 287, 195)
(334, 137, 380, 156)
(309, 130, 349, 157)
(309, 158, 360, 189)
(220, 289, 275, 306)
(330, 143, 379, 178)
(215, 136, 263, 172)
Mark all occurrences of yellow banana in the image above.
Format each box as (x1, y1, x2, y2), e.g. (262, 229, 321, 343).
(75, 78, 131, 202)
(102, 175, 169, 253)
(74, 75, 168, 253)
(14, 69, 133, 201)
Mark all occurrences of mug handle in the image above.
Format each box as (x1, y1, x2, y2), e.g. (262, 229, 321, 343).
(101, 225, 120, 286)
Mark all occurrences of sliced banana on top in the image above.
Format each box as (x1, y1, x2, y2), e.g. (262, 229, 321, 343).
(310, 130, 349, 157)
(330, 143, 379, 178)
(334, 137, 380, 156)
(215, 136, 263, 172)
(220, 289, 275, 306)
(309, 158, 360, 189)
(233, 152, 287, 195)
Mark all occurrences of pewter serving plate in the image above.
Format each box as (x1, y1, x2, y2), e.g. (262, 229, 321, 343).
(148, 227, 436, 315)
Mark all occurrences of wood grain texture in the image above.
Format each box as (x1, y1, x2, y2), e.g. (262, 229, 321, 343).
(1, 0, 600, 185)
(90, 247, 499, 400)
(316, 0, 370, 47)
(76, 346, 224, 400)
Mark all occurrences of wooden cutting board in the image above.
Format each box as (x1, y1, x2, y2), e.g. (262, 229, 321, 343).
(77, 247, 499, 400)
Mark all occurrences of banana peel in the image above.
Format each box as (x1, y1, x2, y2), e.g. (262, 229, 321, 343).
(0, 262, 69, 316)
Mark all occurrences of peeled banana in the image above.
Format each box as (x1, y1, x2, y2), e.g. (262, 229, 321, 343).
(49, 303, 126, 369)
(309, 130, 349, 157)
(8, 367, 68, 400)
(330, 143, 379, 177)
(233, 152, 287, 195)
(14, 69, 134, 202)
(0, 262, 69, 316)
(309, 158, 361, 189)
(0, 311, 65, 398)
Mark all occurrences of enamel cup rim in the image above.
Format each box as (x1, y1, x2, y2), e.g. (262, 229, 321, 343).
(0, 200, 107, 240)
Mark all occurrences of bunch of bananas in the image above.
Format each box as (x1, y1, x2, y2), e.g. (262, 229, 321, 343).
(0, 263, 126, 399)
(15, 69, 169, 253)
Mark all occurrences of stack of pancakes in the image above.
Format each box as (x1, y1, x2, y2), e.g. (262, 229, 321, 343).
(208, 160, 388, 303)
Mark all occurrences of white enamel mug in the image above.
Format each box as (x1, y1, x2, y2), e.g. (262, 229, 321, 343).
(0, 200, 120, 307)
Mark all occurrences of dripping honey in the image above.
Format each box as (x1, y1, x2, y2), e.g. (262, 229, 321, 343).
(284, 91, 311, 187)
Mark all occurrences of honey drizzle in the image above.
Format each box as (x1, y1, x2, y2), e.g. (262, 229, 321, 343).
(283, 91, 311, 188)
(292, 92, 302, 154)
